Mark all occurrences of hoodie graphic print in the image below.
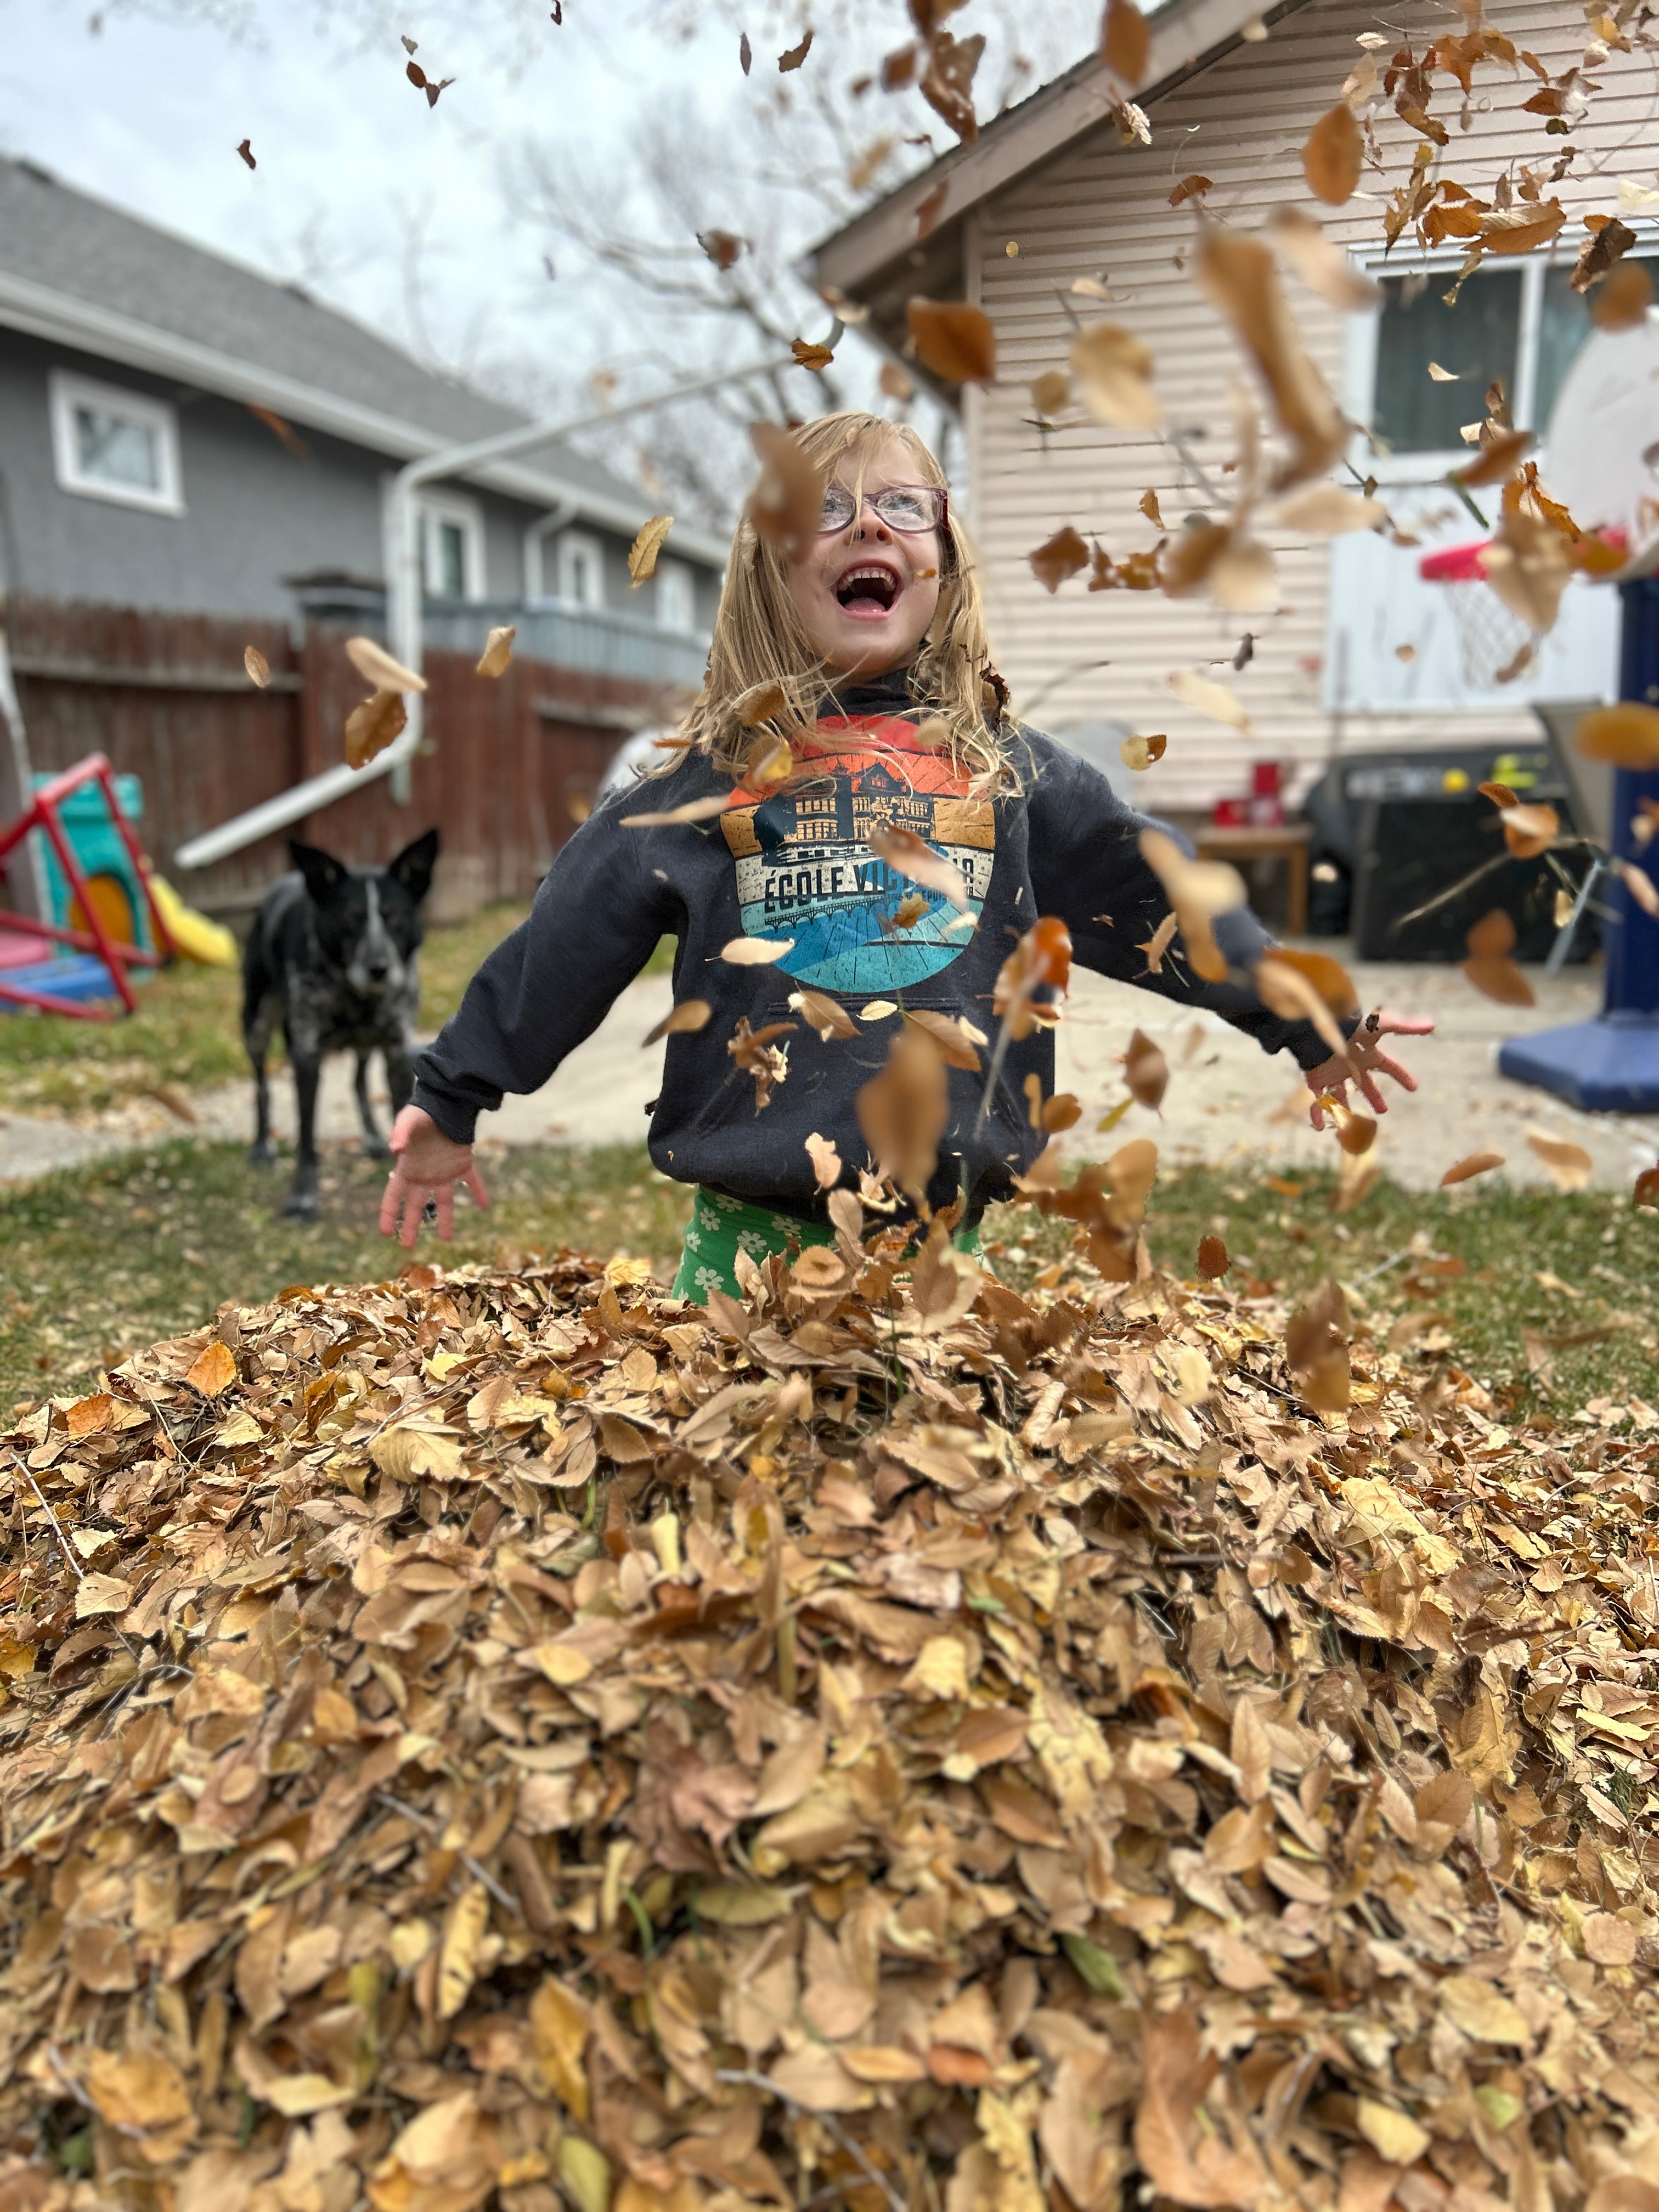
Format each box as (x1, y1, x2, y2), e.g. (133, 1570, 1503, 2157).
(723, 714, 992, 995)
(411, 671, 1337, 1224)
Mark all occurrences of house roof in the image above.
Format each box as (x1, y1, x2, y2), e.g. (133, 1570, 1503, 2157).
(804, 0, 1313, 384)
(0, 156, 728, 566)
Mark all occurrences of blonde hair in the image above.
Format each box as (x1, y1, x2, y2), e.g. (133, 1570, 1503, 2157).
(676, 411, 1012, 786)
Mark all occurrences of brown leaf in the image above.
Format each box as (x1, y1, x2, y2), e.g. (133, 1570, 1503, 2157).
(906, 297, 996, 385)
(1502, 802, 1559, 859)
(1124, 1028, 1169, 1109)
(1452, 427, 1533, 489)
(789, 989, 858, 1040)
(345, 690, 407, 770)
(879, 359, 915, 402)
(1029, 526, 1090, 593)
(1068, 321, 1160, 428)
(1194, 228, 1345, 487)
(804, 1131, 843, 1190)
(778, 30, 812, 71)
(346, 635, 426, 693)
(1100, 0, 1150, 86)
(1576, 702, 1659, 770)
(856, 1027, 947, 1201)
(1286, 1278, 1350, 1412)
(1463, 907, 1534, 1005)
(747, 422, 825, 561)
(475, 624, 516, 677)
(1197, 1232, 1229, 1278)
(1593, 258, 1654, 330)
(236, 138, 255, 170)
(791, 339, 834, 372)
(1267, 205, 1383, 310)
(1135, 2011, 1269, 2208)
(1169, 173, 1212, 208)
(904, 1008, 985, 1070)
(1138, 829, 1243, 985)
(1619, 859, 1659, 918)
(697, 229, 747, 272)
(185, 1340, 237, 1397)
(1120, 732, 1168, 771)
(1303, 104, 1362, 204)
(243, 646, 270, 691)
(1441, 1150, 1504, 1186)
(628, 516, 674, 585)
(720, 934, 795, 966)
(642, 998, 712, 1046)
(868, 823, 969, 910)
(1527, 1130, 1593, 1190)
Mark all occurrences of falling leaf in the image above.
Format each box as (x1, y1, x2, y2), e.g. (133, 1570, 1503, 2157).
(1167, 668, 1252, 732)
(1138, 488, 1164, 527)
(698, 229, 747, 272)
(1266, 206, 1382, 310)
(1576, 702, 1659, 771)
(1139, 830, 1244, 985)
(1593, 258, 1654, 330)
(1197, 1232, 1229, 1278)
(1618, 859, 1659, 918)
(1286, 1278, 1350, 1412)
(1195, 229, 1345, 488)
(1029, 526, 1091, 593)
(1429, 360, 1459, 380)
(719, 935, 795, 967)
(1043, 1091, 1082, 1132)
(747, 422, 825, 562)
(739, 30, 752, 74)
(906, 1009, 985, 1069)
(728, 1016, 795, 1110)
(1100, 0, 1150, 86)
(857, 1026, 948, 1201)
(789, 989, 858, 1040)
(736, 680, 787, 727)
(1302, 104, 1362, 203)
(1031, 368, 1071, 416)
(346, 636, 426, 693)
(906, 298, 996, 385)
(1120, 733, 1167, 771)
(1124, 1028, 1169, 1108)
(868, 822, 968, 909)
(1255, 957, 1347, 1057)
(643, 998, 712, 1046)
(1068, 321, 1160, 428)
(475, 625, 515, 678)
(236, 138, 256, 170)
(1138, 910, 1178, 973)
(915, 180, 949, 239)
(1269, 482, 1386, 536)
(778, 29, 812, 71)
(1527, 1130, 1592, 1190)
(621, 794, 730, 828)
(879, 360, 915, 402)
(1169, 173, 1212, 207)
(1452, 428, 1533, 489)
(805, 1131, 842, 1189)
(345, 691, 407, 771)
(244, 645, 270, 687)
(1441, 1150, 1505, 1186)
(185, 1340, 237, 1397)
(792, 339, 836, 374)
(1501, 802, 1559, 859)
(1463, 908, 1535, 1005)
(405, 59, 455, 104)
(627, 515, 674, 586)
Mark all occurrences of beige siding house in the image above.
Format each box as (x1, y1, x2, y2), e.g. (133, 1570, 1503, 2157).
(807, 0, 1655, 814)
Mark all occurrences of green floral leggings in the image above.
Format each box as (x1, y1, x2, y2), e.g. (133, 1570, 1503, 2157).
(670, 1186, 980, 1302)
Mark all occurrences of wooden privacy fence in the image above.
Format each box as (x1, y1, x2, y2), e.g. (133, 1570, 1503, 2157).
(4, 597, 692, 921)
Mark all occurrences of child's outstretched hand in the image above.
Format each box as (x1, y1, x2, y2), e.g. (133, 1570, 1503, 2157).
(380, 1104, 490, 1245)
(1305, 1007, 1435, 1131)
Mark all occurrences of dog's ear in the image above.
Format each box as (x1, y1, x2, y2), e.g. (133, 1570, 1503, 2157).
(289, 841, 348, 904)
(386, 828, 439, 905)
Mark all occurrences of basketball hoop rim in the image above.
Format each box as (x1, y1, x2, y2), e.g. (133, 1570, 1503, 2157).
(1418, 539, 1491, 584)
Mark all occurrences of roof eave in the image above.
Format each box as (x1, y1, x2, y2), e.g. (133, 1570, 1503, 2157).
(0, 269, 731, 568)
(804, 0, 1316, 303)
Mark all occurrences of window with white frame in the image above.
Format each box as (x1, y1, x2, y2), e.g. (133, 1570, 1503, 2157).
(48, 370, 183, 515)
(557, 531, 606, 610)
(1327, 242, 1654, 715)
(419, 491, 484, 600)
(654, 556, 695, 633)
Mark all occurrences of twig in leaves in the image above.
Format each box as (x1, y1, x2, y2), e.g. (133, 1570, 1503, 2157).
(373, 1792, 518, 1912)
(716, 2069, 907, 2212)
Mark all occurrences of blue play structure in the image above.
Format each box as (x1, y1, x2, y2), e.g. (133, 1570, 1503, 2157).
(1499, 577, 1659, 1109)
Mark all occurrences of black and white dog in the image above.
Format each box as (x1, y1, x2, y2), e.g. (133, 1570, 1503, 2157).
(243, 829, 438, 1218)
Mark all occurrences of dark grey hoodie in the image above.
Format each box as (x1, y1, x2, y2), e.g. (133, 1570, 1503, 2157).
(413, 671, 1331, 1223)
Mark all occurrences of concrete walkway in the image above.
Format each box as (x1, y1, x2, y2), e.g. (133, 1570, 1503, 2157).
(3, 955, 1657, 1193)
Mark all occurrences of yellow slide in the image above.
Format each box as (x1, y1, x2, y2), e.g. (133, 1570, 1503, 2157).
(148, 874, 239, 966)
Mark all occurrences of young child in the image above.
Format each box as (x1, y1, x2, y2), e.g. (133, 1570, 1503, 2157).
(380, 410, 1430, 1294)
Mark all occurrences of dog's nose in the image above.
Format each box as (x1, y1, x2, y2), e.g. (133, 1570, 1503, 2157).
(368, 961, 389, 983)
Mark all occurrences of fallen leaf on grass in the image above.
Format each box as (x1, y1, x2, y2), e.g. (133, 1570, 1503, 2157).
(643, 999, 711, 1046)
(475, 625, 515, 678)
(185, 1340, 237, 1397)
(1527, 1130, 1593, 1190)
(627, 516, 673, 585)
(1441, 1150, 1504, 1186)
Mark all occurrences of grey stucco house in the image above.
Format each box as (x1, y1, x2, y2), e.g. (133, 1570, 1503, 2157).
(0, 156, 725, 673)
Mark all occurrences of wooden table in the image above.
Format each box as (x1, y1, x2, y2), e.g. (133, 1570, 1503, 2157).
(1193, 822, 1312, 936)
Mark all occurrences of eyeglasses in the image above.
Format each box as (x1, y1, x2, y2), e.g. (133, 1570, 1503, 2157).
(819, 483, 949, 535)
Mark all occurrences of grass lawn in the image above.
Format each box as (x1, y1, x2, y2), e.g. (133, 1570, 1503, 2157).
(4, 1139, 1656, 1418)
(0, 900, 681, 1118)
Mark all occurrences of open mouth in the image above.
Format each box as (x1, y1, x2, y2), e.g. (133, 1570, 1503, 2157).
(834, 561, 901, 616)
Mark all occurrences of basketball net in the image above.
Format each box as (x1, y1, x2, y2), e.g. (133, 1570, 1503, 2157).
(1418, 539, 1534, 690)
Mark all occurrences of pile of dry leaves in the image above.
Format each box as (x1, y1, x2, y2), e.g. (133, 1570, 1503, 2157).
(2, 1223, 1658, 2212)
